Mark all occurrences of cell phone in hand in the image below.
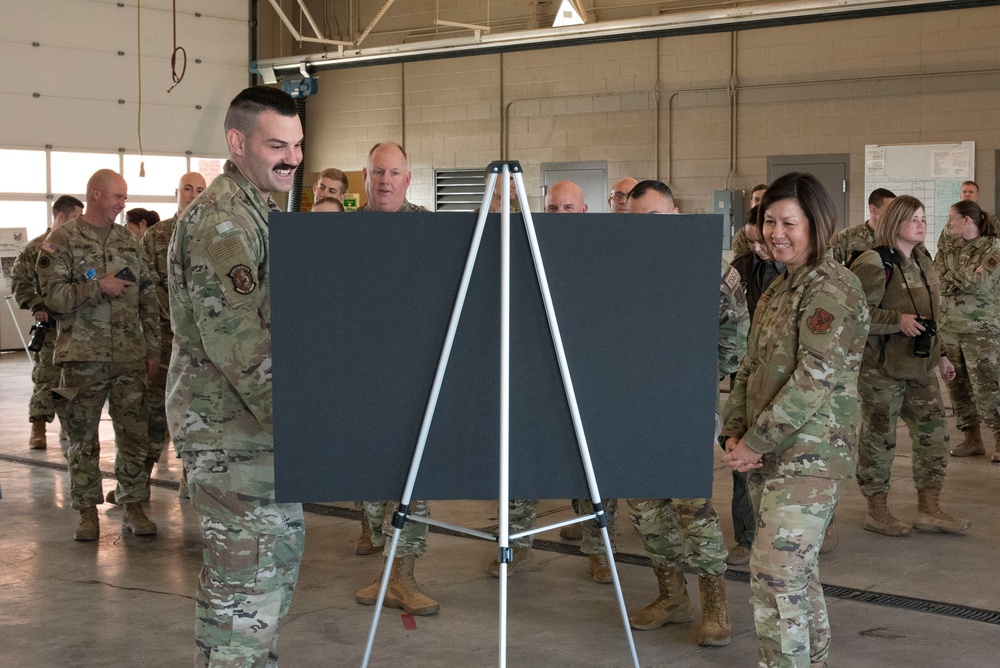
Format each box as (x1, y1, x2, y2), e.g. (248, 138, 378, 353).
(115, 267, 137, 282)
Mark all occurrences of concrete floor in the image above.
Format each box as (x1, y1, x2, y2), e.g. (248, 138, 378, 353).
(0, 351, 997, 667)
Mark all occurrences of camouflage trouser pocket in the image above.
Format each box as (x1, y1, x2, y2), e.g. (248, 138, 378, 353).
(773, 588, 809, 656)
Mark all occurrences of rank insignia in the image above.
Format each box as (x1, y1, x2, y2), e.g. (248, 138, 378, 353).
(807, 307, 834, 334)
(229, 265, 255, 294)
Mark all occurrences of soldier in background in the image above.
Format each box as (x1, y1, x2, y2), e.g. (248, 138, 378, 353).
(353, 140, 439, 616)
(608, 177, 637, 213)
(311, 196, 345, 212)
(10, 195, 83, 450)
(731, 183, 767, 259)
(36, 170, 160, 541)
(167, 86, 305, 665)
(624, 180, 747, 647)
(830, 188, 895, 265)
(312, 167, 349, 205)
(132, 171, 205, 501)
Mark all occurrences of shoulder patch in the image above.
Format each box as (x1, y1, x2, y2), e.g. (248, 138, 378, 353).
(216, 221, 235, 234)
(987, 255, 999, 269)
(228, 265, 256, 295)
(722, 266, 740, 293)
(40, 241, 56, 254)
(807, 307, 834, 334)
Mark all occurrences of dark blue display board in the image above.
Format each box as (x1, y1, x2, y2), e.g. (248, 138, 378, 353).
(270, 212, 722, 503)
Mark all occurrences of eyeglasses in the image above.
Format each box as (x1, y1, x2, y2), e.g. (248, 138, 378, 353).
(608, 191, 628, 201)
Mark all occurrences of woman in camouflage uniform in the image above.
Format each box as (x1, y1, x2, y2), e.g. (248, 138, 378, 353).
(934, 200, 1000, 463)
(852, 195, 969, 538)
(721, 172, 870, 668)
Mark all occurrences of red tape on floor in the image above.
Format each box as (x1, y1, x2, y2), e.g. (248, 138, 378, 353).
(401, 613, 417, 630)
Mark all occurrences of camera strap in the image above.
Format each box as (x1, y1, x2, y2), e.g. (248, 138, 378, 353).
(898, 255, 935, 321)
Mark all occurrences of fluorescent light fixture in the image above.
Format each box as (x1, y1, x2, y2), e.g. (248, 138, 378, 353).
(553, 0, 587, 27)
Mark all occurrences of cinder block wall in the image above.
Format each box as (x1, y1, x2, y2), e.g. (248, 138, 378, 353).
(303, 6, 1000, 219)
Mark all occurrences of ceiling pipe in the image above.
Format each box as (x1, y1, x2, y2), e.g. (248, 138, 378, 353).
(252, 0, 998, 75)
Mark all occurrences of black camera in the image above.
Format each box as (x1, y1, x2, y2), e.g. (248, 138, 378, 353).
(27, 321, 51, 352)
(913, 316, 937, 358)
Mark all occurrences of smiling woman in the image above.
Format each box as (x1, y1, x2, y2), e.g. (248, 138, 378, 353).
(720, 172, 870, 667)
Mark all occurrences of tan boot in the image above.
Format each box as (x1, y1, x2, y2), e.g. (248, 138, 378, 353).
(914, 488, 970, 533)
(992, 431, 1000, 464)
(628, 564, 694, 630)
(385, 555, 439, 615)
(819, 515, 838, 553)
(487, 546, 538, 578)
(122, 502, 157, 535)
(951, 425, 985, 456)
(588, 553, 613, 584)
(29, 419, 47, 450)
(560, 523, 583, 540)
(697, 574, 731, 647)
(863, 492, 911, 537)
(73, 507, 99, 541)
(355, 513, 379, 556)
(105, 488, 119, 505)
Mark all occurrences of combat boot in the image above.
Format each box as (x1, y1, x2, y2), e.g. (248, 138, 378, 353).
(863, 492, 911, 537)
(29, 419, 47, 450)
(950, 425, 985, 457)
(914, 488, 970, 533)
(560, 522, 583, 541)
(588, 552, 613, 584)
(991, 431, 1000, 464)
(488, 546, 538, 577)
(628, 564, 694, 630)
(819, 515, 838, 553)
(696, 574, 731, 647)
(73, 507, 99, 541)
(105, 488, 119, 505)
(385, 555, 440, 615)
(122, 502, 157, 535)
(356, 513, 379, 556)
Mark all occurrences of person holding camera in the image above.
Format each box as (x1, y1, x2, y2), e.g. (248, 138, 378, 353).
(850, 195, 969, 537)
(934, 199, 1000, 463)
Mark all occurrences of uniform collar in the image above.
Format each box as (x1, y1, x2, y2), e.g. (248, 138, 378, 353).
(223, 160, 281, 215)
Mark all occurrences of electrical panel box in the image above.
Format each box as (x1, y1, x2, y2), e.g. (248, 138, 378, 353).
(714, 190, 745, 251)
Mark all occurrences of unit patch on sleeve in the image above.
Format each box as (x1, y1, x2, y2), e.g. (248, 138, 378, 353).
(807, 307, 834, 334)
(228, 265, 256, 295)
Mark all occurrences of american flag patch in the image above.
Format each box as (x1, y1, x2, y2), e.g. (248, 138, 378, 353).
(41, 241, 56, 254)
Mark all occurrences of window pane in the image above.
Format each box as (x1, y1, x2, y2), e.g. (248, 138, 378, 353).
(191, 157, 226, 185)
(51, 152, 119, 195)
(0, 201, 51, 244)
(123, 155, 189, 196)
(0, 150, 47, 193)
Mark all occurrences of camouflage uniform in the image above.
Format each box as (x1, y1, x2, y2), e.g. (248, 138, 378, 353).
(35, 217, 159, 508)
(628, 262, 748, 576)
(721, 252, 869, 667)
(731, 226, 752, 259)
(933, 235, 1000, 433)
(852, 249, 948, 496)
(356, 199, 428, 213)
(10, 231, 61, 424)
(140, 216, 175, 459)
(167, 161, 304, 666)
(830, 221, 875, 266)
(356, 197, 432, 558)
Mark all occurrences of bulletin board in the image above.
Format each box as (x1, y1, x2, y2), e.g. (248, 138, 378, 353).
(864, 142, 974, 255)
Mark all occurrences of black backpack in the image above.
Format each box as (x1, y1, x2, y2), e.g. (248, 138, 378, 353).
(848, 246, 897, 288)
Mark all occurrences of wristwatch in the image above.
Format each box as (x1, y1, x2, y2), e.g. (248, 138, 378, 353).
(717, 434, 729, 450)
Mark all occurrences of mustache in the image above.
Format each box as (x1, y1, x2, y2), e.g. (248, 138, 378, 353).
(273, 163, 298, 171)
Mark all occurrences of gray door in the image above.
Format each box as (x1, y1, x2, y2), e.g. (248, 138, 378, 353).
(767, 154, 850, 232)
(540, 161, 608, 214)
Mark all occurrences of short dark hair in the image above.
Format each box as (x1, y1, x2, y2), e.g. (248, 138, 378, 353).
(126, 208, 156, 225)
(952, 199, 997, 237)
(758, 172, 837, 269)
(224, 86, 297, 135)
(52, 195, 83, 217)
(628, 179, 674, 201)
(868, 188, 896, 208)
(962, 180, 979, 190)
(745, 205, 760, 227)
(751, 183, 768, 194)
